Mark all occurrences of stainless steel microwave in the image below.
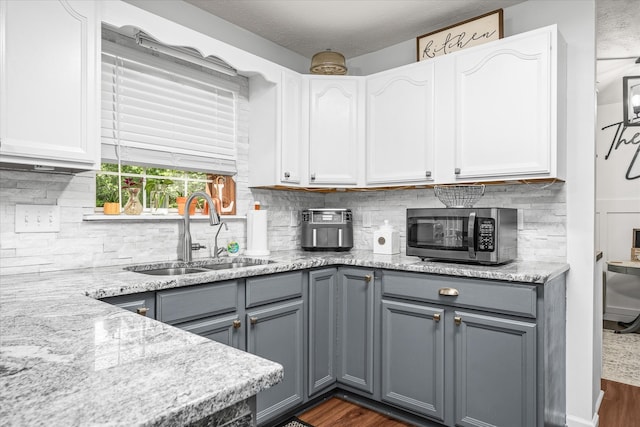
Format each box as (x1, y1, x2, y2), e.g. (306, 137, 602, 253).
(406, 208, 517, 264)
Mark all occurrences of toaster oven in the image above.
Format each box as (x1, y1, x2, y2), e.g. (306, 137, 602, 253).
(301, 208, 353, 251)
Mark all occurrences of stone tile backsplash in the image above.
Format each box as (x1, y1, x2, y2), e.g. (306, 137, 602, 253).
(1, 167, 566, 275)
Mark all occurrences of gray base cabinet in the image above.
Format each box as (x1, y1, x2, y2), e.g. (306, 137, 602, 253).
(381, 300, 445, 421)
(247, 300, 304, 424)
(336, 267, 376, 394)
(454, 310, 536, 427)
(380, 270, 564, 427)
(245, 272, 305, 425)
(308, 268, 338, 397)
(156, 280, 244, 350)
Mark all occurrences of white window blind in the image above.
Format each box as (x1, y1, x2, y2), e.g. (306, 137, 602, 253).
(101, 41, 237, 174)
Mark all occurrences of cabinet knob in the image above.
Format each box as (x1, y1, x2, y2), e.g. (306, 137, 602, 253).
(438, 287, 459, 296)
(364, 274, 372, 283)
(454, 316, 462, 326)
(433, 313, 441, 322)
(232, 320, 241, 329)
(136, 307, 149, 317)
(454, 168, 461, 175)
(310, 173, 316, 181)
(250, 317, 258, 325)
(425, 170, 432, 178)
(284, 171, 290, 179)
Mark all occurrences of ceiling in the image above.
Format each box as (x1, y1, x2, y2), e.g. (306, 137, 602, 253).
(184, 0, 526, 59)
(183, 0, 639, 104)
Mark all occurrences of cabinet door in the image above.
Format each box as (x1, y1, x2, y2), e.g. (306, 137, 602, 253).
(179, 314, 242, 350)
(381, 300, 445, 421)
(454, 310, 536, 427)
(366, 62, 435, 185)
(280, 70, 302, 184)
(0, 0, 99, 170)
(101, 292, 156, 319)
(336, 267, 375, 394)
(453, 28, 554, 180)
(308, 268, 338, 397)
(247, 300, 304, 424)
(308, 77, 361, 185)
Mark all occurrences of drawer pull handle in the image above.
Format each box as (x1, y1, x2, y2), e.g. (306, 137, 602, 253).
(439, 287, 459, 296)
(232, 320, 241, 329)
(454, 316, 462, 326)
(136, 307, 149, 317)
(364, 274, 372, 283)
(433, 313, 441, 322)
(250, 317, 258, 325)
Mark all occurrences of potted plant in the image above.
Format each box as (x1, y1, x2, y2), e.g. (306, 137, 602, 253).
(96, 174, 121, 215)
(145, 178, 173, 215)
(122, 177, 143, 215)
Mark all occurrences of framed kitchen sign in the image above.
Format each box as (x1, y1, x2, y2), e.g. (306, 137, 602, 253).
(417, 9, 503, 61)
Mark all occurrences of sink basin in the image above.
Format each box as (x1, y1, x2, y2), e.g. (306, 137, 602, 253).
(134, 267, 210, 276)
(125, 258, 274, 276)
(202, 260, 273, 270)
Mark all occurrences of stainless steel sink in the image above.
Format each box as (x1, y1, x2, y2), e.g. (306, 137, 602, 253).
(125, 258, 274, 276)
(134, 267, 210, 276)
(201, 260, 273, 270)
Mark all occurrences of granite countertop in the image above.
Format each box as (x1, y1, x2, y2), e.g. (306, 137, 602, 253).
(0, 250, 569, 426)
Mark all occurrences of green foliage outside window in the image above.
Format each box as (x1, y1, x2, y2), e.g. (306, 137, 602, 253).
(95, 163, 212, 209)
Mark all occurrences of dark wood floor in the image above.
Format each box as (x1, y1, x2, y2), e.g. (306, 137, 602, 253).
(599, 379, 640, 427)
(296, 380, 640, 427)
(298, 397, 413, 427)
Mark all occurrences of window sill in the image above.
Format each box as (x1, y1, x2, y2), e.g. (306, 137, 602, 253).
(83, 213, 246, 221)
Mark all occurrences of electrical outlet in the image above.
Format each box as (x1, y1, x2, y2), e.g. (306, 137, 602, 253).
(15, 205, 60, 233)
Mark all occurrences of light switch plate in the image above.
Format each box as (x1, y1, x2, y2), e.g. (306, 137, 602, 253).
(362, 211, 372, 228)
(290, 210, 300, 227)
(15, 205, 60, 233)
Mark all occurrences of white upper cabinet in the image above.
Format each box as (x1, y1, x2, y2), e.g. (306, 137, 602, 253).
(365, 61, 435, 185)
(280, 70, 303, 184)
(0, 0, 100, 171)
(308, 77, 363, 186)
(447, 25, 565, 182)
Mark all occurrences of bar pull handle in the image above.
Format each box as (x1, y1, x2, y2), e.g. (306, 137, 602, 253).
(438, 287, 459, 296)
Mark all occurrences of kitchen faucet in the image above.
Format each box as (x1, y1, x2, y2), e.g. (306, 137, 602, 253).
(213, 222, 228, 258)
(178, 191, 221, 262)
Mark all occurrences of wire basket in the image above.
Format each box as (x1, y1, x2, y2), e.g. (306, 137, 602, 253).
(434, 184, 485, 208)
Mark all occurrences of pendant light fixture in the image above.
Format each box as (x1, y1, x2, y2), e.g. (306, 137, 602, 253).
(310, 49, 348, 75)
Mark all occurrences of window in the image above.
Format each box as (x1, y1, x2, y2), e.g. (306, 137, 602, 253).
(95, 164, 213, 209)
(96, 28, 240, 212)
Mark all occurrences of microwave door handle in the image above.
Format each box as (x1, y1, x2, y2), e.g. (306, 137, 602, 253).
(468, 212, 477, 259)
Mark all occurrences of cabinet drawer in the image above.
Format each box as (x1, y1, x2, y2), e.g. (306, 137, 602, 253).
(381, 271, 536, 318)
(101, 291, 156, 319)
(246, 271, 304, 308)
(157, 281, 238, 325)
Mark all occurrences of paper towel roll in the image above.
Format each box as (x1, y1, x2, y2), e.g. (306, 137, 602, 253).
(245, 210, 270, 256)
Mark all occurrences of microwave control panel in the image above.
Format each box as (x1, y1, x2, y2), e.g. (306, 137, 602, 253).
(477, 218, 495, 252)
